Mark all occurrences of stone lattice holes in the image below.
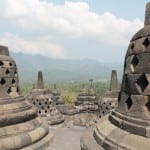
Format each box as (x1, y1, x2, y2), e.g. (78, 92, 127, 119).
(81, 2, 150, 150)
(98, 70, 119, 118)
(29, 71, 65, 125)
(0, 46, 54, 150)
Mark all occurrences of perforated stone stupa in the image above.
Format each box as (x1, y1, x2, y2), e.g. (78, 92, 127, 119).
(0, 46, 54, 150)
(81, 3, 150, 150)
(98, 70, 119, 118)
(29, 71, 65, 125)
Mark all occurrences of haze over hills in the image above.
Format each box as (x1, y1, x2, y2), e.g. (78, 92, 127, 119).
(11, 52, 123, 83)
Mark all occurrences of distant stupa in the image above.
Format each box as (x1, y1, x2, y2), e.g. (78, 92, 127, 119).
(37, 71, 44, 89)
(76, 79, 98, 113)
(29, 71, 65, 125)
(98, 70, 119, 118)
(109, 70, 118, 91)
(51, 83, 64, 105)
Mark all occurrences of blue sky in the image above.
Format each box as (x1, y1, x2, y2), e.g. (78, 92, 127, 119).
(0, 0, 148, 62)
(51, 0, 148, 19)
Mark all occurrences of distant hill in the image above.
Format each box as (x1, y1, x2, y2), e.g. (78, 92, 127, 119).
(11, 52, 123, 83)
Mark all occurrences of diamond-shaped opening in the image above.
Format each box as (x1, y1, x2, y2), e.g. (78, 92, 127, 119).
(0, 61, 4, 66)
(146, 101, 150, 111)
(17, 86, 20, 93)
(143, 37, 150, 48)
(130, 55, 139, 72)
(130, 43, 134, 49)
(6, 69, 10, 75)
(0, 78, 6, 85)
(9, 62, 13, 67)
(14, 70, 18, 77)
(126, 96, 133, 110)
(118, 92, 121, 102)
(136, 74, 148, 92)
(7, 87, 12, 94)
(12, 79, 16, 84)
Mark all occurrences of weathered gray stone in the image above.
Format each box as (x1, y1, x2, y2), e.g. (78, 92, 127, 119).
(51, 84, 64, 106)
(37, 71, 44, 89)
(125, 53, 150, 74)
(81, 3, 150, 150)
(0, 46, 54, 150)
(29, 72, 65, 125)
(76, 80, 98, 113)
(98, 70, 119, 118)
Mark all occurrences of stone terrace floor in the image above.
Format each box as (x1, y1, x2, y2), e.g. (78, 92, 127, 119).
(50, 126, 86, 150)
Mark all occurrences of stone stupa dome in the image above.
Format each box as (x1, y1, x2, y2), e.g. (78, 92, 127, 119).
(81, 2, 150, 150)
(0, 46, 54, 150)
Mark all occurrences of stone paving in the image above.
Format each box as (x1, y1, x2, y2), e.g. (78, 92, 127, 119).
(50, 126, 86, 150)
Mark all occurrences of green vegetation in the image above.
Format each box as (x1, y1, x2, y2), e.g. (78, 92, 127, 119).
(20, 81, 109, 103)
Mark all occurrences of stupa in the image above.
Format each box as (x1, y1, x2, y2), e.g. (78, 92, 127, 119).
(98, 70, 119, 118)
(51, 84, 64, 106)
(81, 3, 150, 150)
(66, 80, 98, 127)
(76, 79, 98, 112)
(29, 71, 65, 125)
(0, 46, 54, 150)
(76, 84, 88, 106)
(30, 71, 48, 96)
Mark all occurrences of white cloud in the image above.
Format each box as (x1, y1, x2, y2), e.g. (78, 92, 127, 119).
(0, 33, 65, 58)
(0, 0, 144, 61)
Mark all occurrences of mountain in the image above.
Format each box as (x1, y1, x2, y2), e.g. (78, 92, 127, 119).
(11, 52, 123, 83)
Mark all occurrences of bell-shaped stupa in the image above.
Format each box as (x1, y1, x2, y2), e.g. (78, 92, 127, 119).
(0, 46, 54, 150)
(76, 79, 98, 112)
(81, 3, 150, 150)
(98, 70, 119, 118)
(51, 84, 64, 106)
(29, 71, 65, 125)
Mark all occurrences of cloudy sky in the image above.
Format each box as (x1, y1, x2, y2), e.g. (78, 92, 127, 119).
(0, 0, 148, 62)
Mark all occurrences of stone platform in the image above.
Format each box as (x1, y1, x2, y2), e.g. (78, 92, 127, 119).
(81, 116, 150, 150)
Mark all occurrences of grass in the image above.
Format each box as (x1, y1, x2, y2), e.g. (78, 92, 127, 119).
(20, 81, 109, 103)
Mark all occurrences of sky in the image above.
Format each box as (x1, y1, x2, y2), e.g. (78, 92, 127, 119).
(0, 0, 149, 62)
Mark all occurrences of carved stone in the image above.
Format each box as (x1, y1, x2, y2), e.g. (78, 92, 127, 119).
(29, 72, 65, 125)
(98, 70, 119, 118)
(76, 80, 98, 113)
(0, 46, 54, 150)
(51, 84, 64, 106)
(81, 3, 150, 150)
